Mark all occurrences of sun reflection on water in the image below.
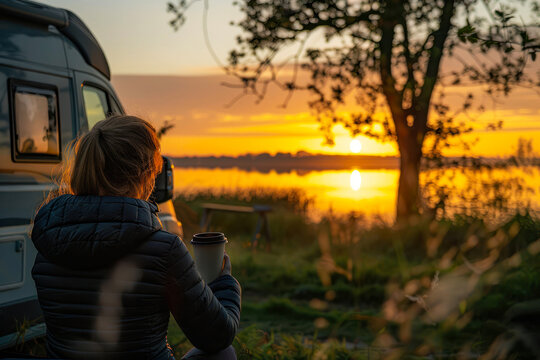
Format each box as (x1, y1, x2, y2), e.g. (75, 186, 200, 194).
(173, 167, 399, 222)
(350, 170, 361, 191)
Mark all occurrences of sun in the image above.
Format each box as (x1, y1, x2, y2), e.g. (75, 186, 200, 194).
(350, 139, 362, 153)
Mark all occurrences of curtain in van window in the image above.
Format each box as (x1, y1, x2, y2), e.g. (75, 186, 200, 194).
(15, 92, 58, 155)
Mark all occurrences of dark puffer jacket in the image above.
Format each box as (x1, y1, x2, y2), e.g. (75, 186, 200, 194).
(31, 195, 241, 360)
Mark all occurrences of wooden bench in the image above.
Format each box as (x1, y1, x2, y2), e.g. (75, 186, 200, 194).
(199, 203, 272, 247)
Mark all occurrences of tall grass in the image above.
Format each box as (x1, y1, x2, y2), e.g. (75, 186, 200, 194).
(173, 187, 317, 244)
(171, 187, 540, 359)
(10, 186, 539, 359)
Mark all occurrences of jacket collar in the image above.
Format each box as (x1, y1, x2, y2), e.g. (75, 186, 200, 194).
(32, 194, 162, 269)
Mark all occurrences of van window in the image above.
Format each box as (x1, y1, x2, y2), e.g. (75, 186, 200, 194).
(82, 85, 109, 129)
(13, 87, 60, 159)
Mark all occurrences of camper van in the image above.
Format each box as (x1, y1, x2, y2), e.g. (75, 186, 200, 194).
(0, 0, 182, 349)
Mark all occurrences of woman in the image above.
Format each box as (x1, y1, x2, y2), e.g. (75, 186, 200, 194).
(31, 115, 241, 359)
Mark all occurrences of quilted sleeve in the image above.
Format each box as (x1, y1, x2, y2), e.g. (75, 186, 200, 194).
(164, 236, 241, 353)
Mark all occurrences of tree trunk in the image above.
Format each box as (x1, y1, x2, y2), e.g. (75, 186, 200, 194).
(396, 139, 422, 221)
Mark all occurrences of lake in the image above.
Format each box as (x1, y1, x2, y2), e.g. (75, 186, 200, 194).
(173, 166, 540, 223)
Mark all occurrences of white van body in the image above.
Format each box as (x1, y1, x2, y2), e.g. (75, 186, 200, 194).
(0, 0, 182, 349)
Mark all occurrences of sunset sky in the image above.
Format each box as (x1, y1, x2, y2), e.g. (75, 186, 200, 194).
(42, 0, 540, 157)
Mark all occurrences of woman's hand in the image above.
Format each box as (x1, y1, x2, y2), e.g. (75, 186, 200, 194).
(220, 253, 231, 276)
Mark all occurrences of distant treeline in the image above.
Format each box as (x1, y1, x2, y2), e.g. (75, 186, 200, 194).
(170, 152, 399, 172)
(169, 152, 540, 172)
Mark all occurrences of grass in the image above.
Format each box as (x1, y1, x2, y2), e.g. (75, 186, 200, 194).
(10, 187, 540, 359)
(168, 188, 540, 359)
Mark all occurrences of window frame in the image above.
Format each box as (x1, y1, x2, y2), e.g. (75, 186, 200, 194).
(81, 82, 112, 129)
(8, 79, 62, 163)
(109, 96, 123, 115)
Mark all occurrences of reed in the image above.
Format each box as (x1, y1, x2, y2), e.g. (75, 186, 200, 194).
(170, 192, 540, 359)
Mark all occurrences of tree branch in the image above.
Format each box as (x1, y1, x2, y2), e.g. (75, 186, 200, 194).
(417, 0, 456, 130)
(379, 3, 403, 129)
(398, 4, 416, 111)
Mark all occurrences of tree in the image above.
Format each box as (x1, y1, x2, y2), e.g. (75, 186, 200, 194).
(168, 0, 539, 220)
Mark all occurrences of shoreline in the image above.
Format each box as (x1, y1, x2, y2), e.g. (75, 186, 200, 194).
(170, 154, 539, 172)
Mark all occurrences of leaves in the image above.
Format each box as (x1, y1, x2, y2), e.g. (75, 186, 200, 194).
(458, 24, 478, 43)
(157, 120, 175, 139)
(167, 1, 538, 145)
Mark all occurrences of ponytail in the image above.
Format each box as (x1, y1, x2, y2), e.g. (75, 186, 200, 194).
(44, 115, 163, 205)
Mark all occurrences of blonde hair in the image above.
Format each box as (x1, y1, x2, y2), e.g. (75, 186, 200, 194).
(49, 115, 162, 202)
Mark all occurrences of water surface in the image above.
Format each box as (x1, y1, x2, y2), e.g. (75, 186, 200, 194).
(173, 166, 540, 222)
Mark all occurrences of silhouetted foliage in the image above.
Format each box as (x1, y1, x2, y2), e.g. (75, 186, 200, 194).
(156, 120, 175, 139)
(168, 0, 540, 219)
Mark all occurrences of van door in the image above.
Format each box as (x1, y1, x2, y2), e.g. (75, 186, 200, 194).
(0, 65, 74, 347)
(74, 72, 123, 132)
(73, 71, 183, 238)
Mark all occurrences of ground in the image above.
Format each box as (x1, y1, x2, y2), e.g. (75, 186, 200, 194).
(7, 191, 540, 359)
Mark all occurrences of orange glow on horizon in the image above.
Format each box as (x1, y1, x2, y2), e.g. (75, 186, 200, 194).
(113, 75, 540, 158)
(159, 129, 540, 158)
(156, 107, 540, 157)
(160, 134, 398, 157)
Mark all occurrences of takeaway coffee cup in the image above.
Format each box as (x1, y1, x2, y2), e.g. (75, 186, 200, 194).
(190, 232, 228, 283)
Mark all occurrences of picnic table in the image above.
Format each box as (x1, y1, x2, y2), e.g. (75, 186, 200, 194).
(199, 203, 272, 247)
